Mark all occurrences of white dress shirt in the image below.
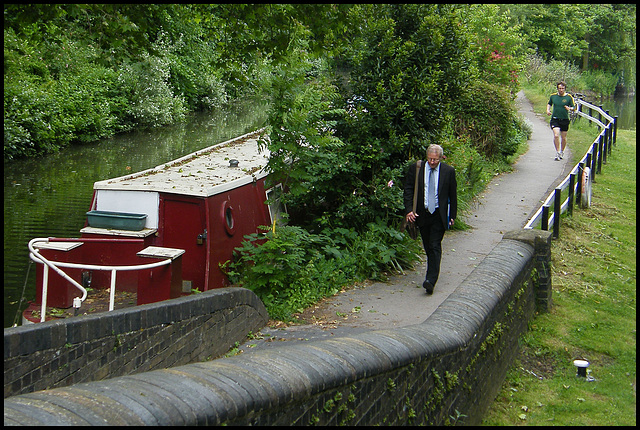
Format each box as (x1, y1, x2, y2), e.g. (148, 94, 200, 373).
(424, 164, 439, 210)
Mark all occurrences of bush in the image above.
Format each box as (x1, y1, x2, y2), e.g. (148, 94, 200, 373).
(117, 36, 187, 128)
(3, 22, 230, 160)
(442, 135, 488, 208)
(327, 221, 422, 281)
(4, 78, 62, 158)
(575, 69, 620, 98)
(118, 59, 186, 128)
(522, 53, 581, 89)
(4, 27, 65, 158)
(159, 30, 229, 111)
(4, 27, 135, 158)
(454, 81, 523, 159)
(226, 222, 421, 321)
(56, 66, 123, 141)
(226, 225, 349, 321)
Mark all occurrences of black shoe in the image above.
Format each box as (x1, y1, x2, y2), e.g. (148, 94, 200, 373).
(423, 280, 434, 295)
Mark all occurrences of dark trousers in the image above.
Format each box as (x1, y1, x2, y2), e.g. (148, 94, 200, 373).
(418, 210, 445, 286)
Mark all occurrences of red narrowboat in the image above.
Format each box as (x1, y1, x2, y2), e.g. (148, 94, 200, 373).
(24, 129, 285, 323)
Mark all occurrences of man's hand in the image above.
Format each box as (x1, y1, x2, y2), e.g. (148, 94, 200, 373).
(406, 211, 417, 223)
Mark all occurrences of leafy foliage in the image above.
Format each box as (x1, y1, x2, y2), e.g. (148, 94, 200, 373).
(4, 3, 632, 320)
(462, 4, 527, 97)
(504, 4, 636, 89)
(265, 5, 478, 231)
(575, 70, 620, 99)
(116, 33, 187, 128)
(453, 81, 523, 159)
(257, 24, 350, 230)
(345, 4, 472, 157)
(4, 27, 124, 158)
(226, 222, 421, 321)
(3, 4, 229, 160)
(521, 53, 582, 88)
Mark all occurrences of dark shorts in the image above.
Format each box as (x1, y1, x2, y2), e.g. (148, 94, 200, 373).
(550, 118, 570, 132)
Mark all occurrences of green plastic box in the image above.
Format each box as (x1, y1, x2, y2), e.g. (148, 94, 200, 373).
(86, 210, 147, 231)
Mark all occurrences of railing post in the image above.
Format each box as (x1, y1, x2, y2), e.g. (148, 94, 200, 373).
(577, 100, 582, 117)
(586, 151, 594, 183)
(613, 116, 618, 146)
(608, 122, 613, 156)
(602, 125, 608, 165)
(40, 265, 49, 323)
(110, 268, 117, 311)
(598, 105, 603, 127)
(589, 146, 597, 182)
(604, 110, 611, 163)
(597, 135, 603, 174)
(576, 163, 583, 207)
(541, 205, 549, 231)
(568, 172, 575, 216)
(553, 188, 561, 238)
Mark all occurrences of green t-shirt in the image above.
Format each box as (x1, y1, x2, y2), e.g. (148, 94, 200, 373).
(548, 93, 575, 120)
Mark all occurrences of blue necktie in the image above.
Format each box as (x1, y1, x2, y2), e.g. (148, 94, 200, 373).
(428, 168, 436, 214)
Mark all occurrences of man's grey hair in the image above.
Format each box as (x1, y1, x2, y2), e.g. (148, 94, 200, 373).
(427, 144, 443, 158)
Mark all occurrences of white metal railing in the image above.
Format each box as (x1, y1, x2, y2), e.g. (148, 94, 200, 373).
(523, 154, 590, 231)
(573, 98, 615, 128)
(524, 98, 617, 234)
(28, 238, 175, 323)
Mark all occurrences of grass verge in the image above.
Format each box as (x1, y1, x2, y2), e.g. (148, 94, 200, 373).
(482, 127, 636, 425)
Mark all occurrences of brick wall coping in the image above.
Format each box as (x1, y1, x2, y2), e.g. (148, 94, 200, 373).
(4, 229, 551, 425)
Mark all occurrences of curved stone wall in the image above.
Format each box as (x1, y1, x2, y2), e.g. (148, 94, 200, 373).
(4, 287, 268, 398)
(4, 230, 553, 425)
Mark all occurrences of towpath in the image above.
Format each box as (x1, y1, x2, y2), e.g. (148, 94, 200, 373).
(236, 91, 573, 354)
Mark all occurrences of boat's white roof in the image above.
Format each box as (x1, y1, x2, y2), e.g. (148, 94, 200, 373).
(93, 130, 271, 198)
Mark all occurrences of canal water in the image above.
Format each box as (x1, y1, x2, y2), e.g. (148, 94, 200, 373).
(590, 94, 636, 131)
(4, 100, 267, 327)
(2, 94, 635, 327)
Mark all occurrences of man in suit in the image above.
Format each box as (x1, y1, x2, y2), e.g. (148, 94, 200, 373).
(403, 144, 457, 295)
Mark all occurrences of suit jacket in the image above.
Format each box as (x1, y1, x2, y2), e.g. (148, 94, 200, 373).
(403, 160, 458, 230)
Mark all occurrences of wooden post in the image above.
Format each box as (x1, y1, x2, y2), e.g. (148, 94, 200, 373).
(553, 188, 561, 238)
(541, 206, 549, 231)
(568, 173, 575, 216)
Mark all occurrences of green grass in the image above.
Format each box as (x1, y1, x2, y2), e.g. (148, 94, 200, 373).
(482, 126, 636, 425)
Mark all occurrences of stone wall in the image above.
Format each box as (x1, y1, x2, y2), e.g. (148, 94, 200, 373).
(4, 287, 268, 398)
(4, 230, 553, 425)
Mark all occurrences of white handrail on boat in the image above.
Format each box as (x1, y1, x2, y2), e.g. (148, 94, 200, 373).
(28, 238, 176, 323)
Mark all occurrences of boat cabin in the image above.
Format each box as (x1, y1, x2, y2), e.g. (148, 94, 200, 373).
(27, 130, 285, 321)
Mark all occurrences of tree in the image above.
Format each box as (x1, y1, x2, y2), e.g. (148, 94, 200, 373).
(259, 22, 347, 228)
(503, 4, 636, 89)
(265, 4, 476, 229)
(345, 4, 472, 159)
(583, 4, 636, 89)
(462, 4, 530, 97)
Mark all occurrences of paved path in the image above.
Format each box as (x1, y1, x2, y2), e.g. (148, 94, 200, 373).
(237, 91, 573, 353)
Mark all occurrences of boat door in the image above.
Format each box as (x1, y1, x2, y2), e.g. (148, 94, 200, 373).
(160, 196, 207, 293)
